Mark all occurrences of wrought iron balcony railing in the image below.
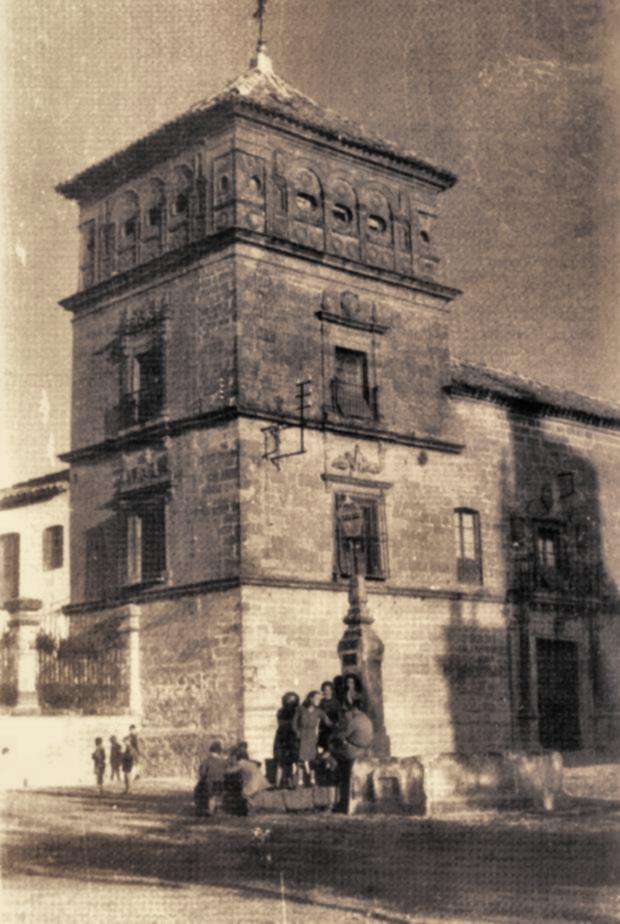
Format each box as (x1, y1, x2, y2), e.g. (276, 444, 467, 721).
(331, 378, 379, 420)
(118, 386, 164, 430)
(509, 553, 601, 600)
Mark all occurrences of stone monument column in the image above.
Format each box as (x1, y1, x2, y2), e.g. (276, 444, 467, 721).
(336, 499, 390, 757)
(5, 598, 43, 715)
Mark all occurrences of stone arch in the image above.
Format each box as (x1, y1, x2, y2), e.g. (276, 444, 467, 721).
(359, 185, 393, 243)
(289, 165, 324, 225)
(327, 177, 358, 234)
(170, 165, 194, 221)
(144, 178, 166, 236)
(113, 190, 140, 268)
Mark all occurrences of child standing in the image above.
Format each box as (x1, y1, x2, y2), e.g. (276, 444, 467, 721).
(121, 737, 134, 793)
(109, 736, 122, 782)
(91, 737, 106, 795)
(128, 725, 142, 780)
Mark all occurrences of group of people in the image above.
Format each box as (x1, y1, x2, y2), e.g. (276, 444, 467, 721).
(91, 724, 142, 794)
(192, 674, 373, 817)
(273, 674, 373, 808)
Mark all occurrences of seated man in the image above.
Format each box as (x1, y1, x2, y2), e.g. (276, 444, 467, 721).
(328, 703, 373, 813)
(227, 742, 271, 801)
(194, 740, 227, 817)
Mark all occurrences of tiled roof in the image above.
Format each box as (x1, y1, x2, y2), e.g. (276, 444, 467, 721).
(56, 48, 456, 202)
(0, 470, 70, 510)
(450, 360, 620, 427)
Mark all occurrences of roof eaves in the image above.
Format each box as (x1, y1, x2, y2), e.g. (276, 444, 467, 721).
(449, 360, 620, 428)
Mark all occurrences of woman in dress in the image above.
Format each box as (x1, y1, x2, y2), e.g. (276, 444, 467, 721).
(293, 690, 325, 786)
(318, 681, 341, 753)
(273, 691, 300, 789)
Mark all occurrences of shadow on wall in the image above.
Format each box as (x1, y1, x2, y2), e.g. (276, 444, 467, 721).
(440, 399, 619, 758)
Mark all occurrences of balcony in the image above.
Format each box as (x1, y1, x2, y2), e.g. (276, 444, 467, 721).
(510, 553, 601, 601)
(331, 378, 379, 420)
(118, 386, 164, 431)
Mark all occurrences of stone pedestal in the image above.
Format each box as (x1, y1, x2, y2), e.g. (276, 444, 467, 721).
(5, 598, 42, 715)
(337, 573, 390, 757)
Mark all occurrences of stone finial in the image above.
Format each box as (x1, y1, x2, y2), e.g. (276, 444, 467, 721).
(250, 41, 274, 76)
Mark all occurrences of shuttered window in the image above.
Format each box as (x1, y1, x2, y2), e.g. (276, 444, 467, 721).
(43, 525, 64, 570)
(122, 496, 166, 586)
(0, 533, 20, 602)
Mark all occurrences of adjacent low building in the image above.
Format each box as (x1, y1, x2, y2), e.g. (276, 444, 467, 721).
(0, 470, 70, 641)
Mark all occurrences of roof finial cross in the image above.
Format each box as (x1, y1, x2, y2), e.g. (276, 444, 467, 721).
(253, 0, 268, 51)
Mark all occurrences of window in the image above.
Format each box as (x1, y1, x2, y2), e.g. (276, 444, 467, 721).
(122, 496, 166, 585)
(332, 347, 376, 419)
(296, 192, 317, 211)
(174, 192, 189, 216)
(454, 509, 483, 583)
(120, 342, 164, 428)
(148, 205, 163, 229)
(335, 494, 386, 579)
(115, 191, 140, 271)
(43, 525, 64, 571)
(367, 214, 387, 234)
(0, 533, 20, 602)
(332, 204, 353, 226)
(101, 222, 116, 276)
(79, 221, 96, 287)
(123, 217, 138, 241)
(535, 525, 561, 572)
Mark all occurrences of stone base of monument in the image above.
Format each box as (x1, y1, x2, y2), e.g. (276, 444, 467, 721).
(222, 773, 336, 816)
(223, 751, 564, 816)
(423, 750, 565, 814)
(348, 756, 426, 815)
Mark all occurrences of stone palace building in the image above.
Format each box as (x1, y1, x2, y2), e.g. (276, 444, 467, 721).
(3, 43, 618, 776)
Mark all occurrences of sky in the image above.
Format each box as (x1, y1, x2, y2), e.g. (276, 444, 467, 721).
(1, 0, 618, 487)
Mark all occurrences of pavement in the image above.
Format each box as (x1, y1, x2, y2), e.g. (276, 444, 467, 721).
(0, 760, 619, 923)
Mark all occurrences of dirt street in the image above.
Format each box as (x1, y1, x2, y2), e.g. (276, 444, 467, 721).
(1, 765, 618, 923)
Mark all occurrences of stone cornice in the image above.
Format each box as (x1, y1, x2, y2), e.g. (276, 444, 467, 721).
(56, 96, 456, 205)
(59, 405, 464, 464)
(64, 572, 619, 617)
(59, 228, 461, 316)
(64, 574, 502, 616)
(230, 101, 456, 189)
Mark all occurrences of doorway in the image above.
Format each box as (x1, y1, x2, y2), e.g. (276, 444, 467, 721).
(536, 638, 581, 750)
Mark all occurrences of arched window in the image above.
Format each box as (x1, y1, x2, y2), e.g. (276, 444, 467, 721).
(115, 191, 140, 271)
(328, 179, 358, 233)
(79, 220, 96, 288)
(142, 178, 166, 259)
(290, 167, 323, 225)
(360, 187, 392, 244)
(169, 165, 193, 247)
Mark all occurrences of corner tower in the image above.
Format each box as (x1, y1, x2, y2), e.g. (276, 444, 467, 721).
(57, 40, 461, 766)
